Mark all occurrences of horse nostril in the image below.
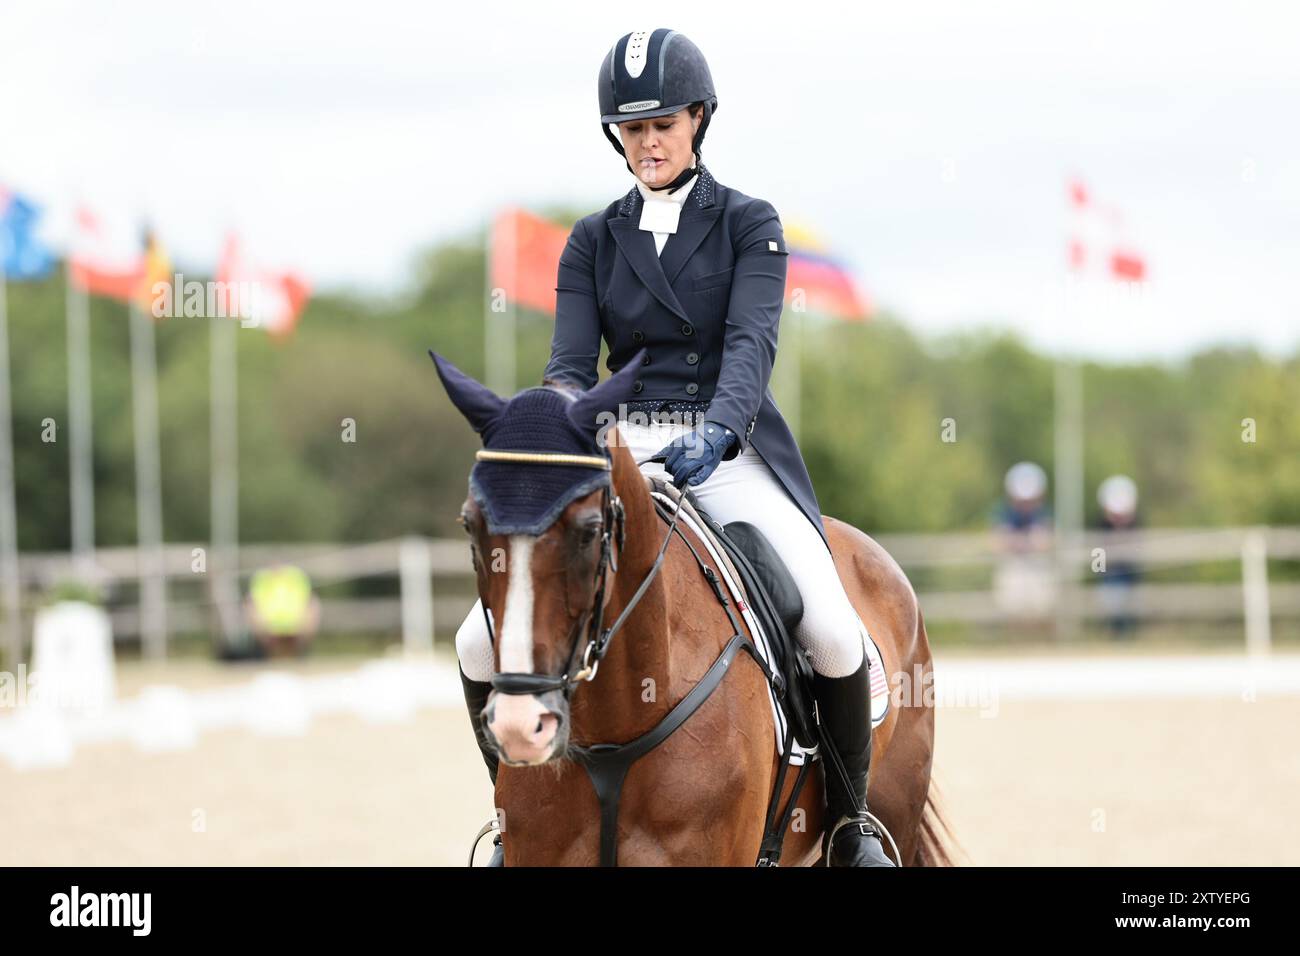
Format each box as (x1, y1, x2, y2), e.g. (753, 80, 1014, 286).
(532, 712, 560, 742)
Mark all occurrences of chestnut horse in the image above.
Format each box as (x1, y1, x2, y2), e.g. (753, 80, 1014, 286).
(435, 354, 955, 866)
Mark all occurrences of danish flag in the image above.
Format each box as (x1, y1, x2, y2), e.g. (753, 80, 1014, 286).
(1066, 178, 1147, 282)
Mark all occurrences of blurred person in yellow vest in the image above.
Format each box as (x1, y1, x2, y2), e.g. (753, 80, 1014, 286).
(246, 563, 320, 657)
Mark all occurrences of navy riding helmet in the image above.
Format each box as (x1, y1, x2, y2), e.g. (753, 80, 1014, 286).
(598, 29, 717, 193)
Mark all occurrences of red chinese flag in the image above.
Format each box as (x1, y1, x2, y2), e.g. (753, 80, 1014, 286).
(490, 208, 569, 316)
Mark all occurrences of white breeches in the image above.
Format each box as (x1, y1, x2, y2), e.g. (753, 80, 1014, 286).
(456, 420, 868, 682)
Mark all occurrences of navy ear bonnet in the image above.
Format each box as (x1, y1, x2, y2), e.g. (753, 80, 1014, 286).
(430, 347, 645, 536)
(471, 387, 611, 535)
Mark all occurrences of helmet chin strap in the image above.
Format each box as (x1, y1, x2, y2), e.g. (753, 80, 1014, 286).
(603, 101, 713, 195)
(639, 157, 700, 194)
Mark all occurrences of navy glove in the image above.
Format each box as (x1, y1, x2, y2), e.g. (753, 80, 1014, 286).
(658, 420, 737, 488)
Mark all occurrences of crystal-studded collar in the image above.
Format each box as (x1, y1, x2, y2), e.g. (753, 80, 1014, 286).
(619, 162, 716, 218)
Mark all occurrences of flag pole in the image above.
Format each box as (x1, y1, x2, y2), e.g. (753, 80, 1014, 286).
(789, 307, 803, 442)
(1053, 356, 1084, 641)
(507, 207, 517, 394)
(65, 261, 96, 579)
(1056, 182, 1088, 642)
(484, 211, 493, 388)
(129, 297, 166, 658)
(210, 312, 242, 653)
(485, 209, 517, 395)
(0, 265, 23, 667)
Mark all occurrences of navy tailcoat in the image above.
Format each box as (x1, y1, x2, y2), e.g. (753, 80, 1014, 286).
(543, 162, 830, 552)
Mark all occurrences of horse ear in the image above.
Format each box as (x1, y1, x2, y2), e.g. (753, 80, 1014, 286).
(428, 350, 506, 435)
(566, 349, 647, 433)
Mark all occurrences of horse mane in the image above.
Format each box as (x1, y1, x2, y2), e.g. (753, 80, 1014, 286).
(540, 377, 580, 398)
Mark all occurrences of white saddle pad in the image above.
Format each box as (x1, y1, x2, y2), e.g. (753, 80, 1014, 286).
(649, 492, 890, 767)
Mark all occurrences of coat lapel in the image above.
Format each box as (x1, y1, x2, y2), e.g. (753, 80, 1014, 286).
(606, 164, 722, 324)
(658, 204, 723, 286)
(607, 219, 687, 322)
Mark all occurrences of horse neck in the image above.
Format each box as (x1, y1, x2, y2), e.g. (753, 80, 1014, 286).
(568, 440, 674, 742)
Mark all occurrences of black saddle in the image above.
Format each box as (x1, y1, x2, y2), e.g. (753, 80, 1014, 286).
(679, 493, 821, 752)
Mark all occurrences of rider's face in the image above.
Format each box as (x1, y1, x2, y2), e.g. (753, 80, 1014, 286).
(618, 107, 701, 187)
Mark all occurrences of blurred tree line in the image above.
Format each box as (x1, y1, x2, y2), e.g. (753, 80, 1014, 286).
(4, 221, 1297, 554)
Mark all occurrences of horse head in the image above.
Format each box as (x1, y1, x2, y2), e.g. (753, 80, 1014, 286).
(429, 349, 646, 766)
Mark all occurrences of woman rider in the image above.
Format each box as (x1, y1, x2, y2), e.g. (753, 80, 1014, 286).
(456, 28, 894, 867)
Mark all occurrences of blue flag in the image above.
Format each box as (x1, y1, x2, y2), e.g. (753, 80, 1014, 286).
(1, 190, 55, 280)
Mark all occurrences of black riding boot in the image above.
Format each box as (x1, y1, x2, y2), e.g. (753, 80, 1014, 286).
(813, 657, 897, 867)
(459, 666, 503, 867)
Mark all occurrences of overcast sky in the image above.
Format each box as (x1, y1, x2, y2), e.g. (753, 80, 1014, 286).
(3, 0, 1297, 361)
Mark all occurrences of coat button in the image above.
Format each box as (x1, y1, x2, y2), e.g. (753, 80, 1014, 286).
(681, 323, 694, 336)
(686, 352, 699, 365)
(632, 330, 645, 343)
(686, 383, 699, 395)
(642, 353, 651, 365)
(632, 380, 644, 393)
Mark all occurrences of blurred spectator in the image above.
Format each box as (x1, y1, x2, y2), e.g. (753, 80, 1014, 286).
(1096, 474, 1141, 638)
(245, 564, 320, 658)
(993, 462, 1056, 619)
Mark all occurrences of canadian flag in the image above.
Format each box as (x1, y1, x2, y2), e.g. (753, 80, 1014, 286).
(216, 234, 310, 339)
(70, 205, 146, 301)
(1066, 179, 1147, 282)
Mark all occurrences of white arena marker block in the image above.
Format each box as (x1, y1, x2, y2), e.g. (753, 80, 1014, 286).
(3, 709, 74, 771)
(245, 673, 312, 736)
(130, 686, 199, 753)
(29, 601, 117, 715)
(352, 660, 420, 724)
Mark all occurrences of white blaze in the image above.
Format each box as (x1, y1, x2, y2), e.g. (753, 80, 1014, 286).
(499, 536, 534, 673)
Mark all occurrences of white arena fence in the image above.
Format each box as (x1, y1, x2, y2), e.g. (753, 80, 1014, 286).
(3, 525, 1298, 662)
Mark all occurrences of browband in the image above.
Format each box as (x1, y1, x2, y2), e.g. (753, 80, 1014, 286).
(475, 450, 611, 470)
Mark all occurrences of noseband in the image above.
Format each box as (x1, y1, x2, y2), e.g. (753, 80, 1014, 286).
(476, 447, 682, 699)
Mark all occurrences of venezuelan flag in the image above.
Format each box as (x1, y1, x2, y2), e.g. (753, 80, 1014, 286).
(783, 221, 872, 321)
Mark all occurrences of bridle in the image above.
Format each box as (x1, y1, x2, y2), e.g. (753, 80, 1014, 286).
(467, 443, 818, 867)
(474, 446, 682, 700)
